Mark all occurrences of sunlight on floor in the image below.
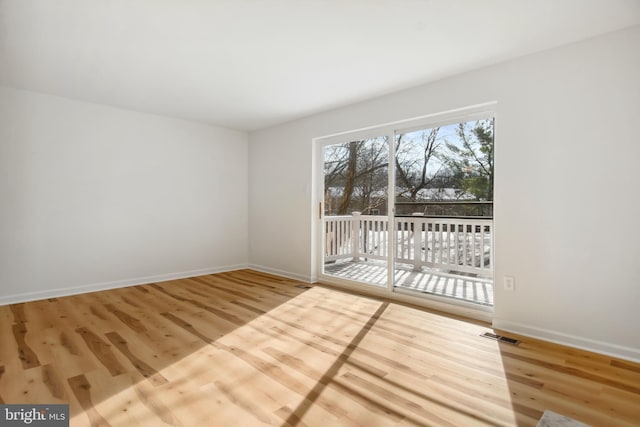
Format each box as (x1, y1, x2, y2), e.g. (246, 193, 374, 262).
(325, 260, 494, 306)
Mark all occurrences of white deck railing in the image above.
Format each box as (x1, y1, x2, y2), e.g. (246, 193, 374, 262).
(325, 212, 492, 278)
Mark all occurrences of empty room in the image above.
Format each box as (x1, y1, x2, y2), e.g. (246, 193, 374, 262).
(1, 1, 639, 426)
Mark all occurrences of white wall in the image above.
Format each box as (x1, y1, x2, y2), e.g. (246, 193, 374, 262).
(0, 87, 248, 303)
(249, 26, 640, 360)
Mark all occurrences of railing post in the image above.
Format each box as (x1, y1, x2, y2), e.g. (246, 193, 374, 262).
(351, 212, 361, 261)
(412, 217, 422, 272)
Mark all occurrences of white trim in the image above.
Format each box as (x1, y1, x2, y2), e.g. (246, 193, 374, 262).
(0, 264, 248, 306)
(386, 129, 396, 292)
(492, 319, 640, 364)
(393, 109, 495, 136)
(313, 102, 497, 321)
(313, 101, 497, 144)
(393, 286, 493, 313)
(248, 264, 313, 283)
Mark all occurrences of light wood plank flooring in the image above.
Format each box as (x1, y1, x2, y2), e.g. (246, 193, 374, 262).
(0, 269, 638, 426)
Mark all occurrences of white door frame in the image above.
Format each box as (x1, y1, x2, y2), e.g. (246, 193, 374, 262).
(314, 127, 396, 292)
(312, 102, 497, 320)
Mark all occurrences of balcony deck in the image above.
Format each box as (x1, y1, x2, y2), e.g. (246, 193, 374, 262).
(324, 259, 494, 306)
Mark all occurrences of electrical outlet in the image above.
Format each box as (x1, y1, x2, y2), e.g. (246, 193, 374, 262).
(504, 276, 515, 291)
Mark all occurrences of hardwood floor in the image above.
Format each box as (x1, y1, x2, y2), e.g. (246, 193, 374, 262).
(0, 269, 638, 426)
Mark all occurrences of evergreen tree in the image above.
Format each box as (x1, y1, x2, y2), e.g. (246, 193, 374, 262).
(445, 118, 494, 201)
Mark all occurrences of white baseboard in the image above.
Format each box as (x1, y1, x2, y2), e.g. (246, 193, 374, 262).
(492, 319, 640, 363)
(0, 263, 248, 306)
(247, 264, 312, 283)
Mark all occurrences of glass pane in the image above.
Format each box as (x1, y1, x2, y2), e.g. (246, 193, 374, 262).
(323, 136, 388, 287)
(393, 118, 495, 306)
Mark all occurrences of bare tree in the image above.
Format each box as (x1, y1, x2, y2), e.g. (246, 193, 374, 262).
(354, 140, 388, 213)
(323, 144, 349, 189)
(395, 127, 442, 201)
(323, 138, 388, 215)
(337, 140, 361, 214)
(324, 119, 494, 219)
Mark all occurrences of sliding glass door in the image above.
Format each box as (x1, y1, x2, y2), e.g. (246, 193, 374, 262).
(316, 107, 495, 310)
(321, 136, 390, 287)
(392, 119, 494, 307)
